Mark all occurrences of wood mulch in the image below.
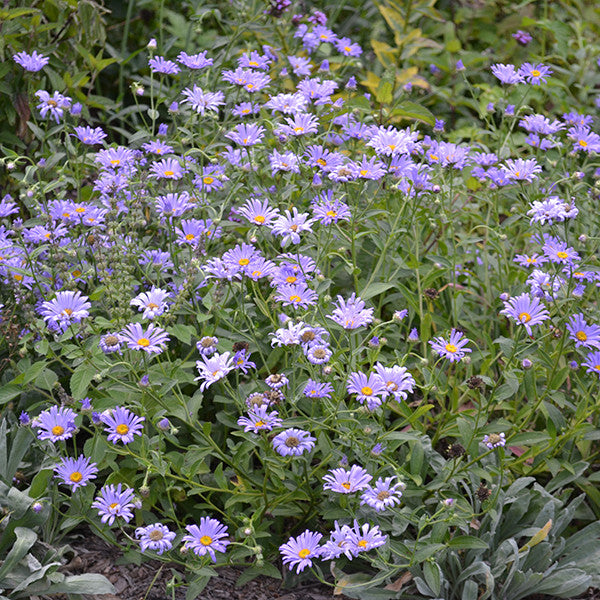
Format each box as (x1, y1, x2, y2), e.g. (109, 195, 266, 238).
(58, 530, 600, 600)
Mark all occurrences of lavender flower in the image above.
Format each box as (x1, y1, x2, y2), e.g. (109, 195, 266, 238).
(429, 330, 472, 363)
(272, 428, 316, 456)
(92, 483, 136, 525)
(100, 406, 145, 444)
(13, 50, 49, 71)
(195, 352, 234, 391)
(327, 293, 374, 329)
(130, 287, 170, 320)
(323, 465, 372, 494)
(182, 517, 229, 561)
(39, 291, 91, 333)
(482, 432, 506, 449)
(500, 293, 550, 335)
(135, 523, 177, 554)
(279, 530, 323, 573)
(35, 406, 77, 442)
(360, 477, 404, 511)
(54, 455, 98, 490)
(120, 323, 170, 354)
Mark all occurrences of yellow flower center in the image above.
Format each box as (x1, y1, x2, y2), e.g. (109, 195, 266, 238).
(62, 308, 73, 316)
(360, 169, 368, 176)
(298, 548, 311, 558)
(357, 540, 368, 548)
(246, 83, 254, 90)
(341, 481, 351, 489)
(285, 276, 297, 284)
(164, 170, 174, 177)
(137, 337, 150, 347)
(317, 158, 327, 166)
(254, 215, 265, 223)
(75, 207, 86, 213)
(326, 210, 337, 217)
(344, 46, 351, 52)
(361, 386, 373, 396)
(249, 61, 259, 67)
(579, 140, 588, 147)
(239, 258, 250, 266)
(289, 295, 301, 303)
(556, 251, 568, 259)
(518, 312, 531, 323)
(185, 233, 195, 241)
(576, 331, 587, 341)
(203, 176, 214, 184)
(147, 302, 158, 309)
(110, 159, 120, 165)
(52, 425, 65, 436)
(116, 424, 129, 435)
(200, 535, 213, 546)
(294, 126, 304, 133)
(70, 471, 83, 482)
(255, 420, 265, 427)
(445, 343, 457, 353)
(388, 144, 396, 151)
(531, 69, 541, 77)
(47, 99, 57, 107)
(109, 502, 119, 509)
(429, 153, 439, 161)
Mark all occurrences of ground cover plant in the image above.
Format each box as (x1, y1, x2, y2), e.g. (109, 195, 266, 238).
(2, 0, 600, 598)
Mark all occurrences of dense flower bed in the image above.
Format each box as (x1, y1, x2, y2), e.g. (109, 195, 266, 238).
(2, 1, 600, 598)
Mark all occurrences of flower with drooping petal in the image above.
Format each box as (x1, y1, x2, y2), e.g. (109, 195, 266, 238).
(360, 477, 404, 512)
(13, 50, 49, 72)
(100, 406, 145, 444)
(135, 523, 176, 555)
(237, 405, 282, 433)
(39, 290, 91, 333)
(323, 465, 372, 494)
(92, 483, 136, 526)
(279, 530, 323, 573)
(195, 351, 234, 391)
(327, 293, 374, 330)
(182, 517, 229, 562)
(130, 287, 170, 320)
(345, 521, 387, 554)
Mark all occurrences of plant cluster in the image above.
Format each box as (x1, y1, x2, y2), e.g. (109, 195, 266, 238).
(2, 1, 600, 599)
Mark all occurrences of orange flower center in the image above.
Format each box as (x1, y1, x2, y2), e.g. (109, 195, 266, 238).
(361, 386, 373, 396)
(200, 535, 213, 546)
(164, 170, 174, 177)
(445, 343, 457, 353)
(116, 424, 130, 435)
(203, 176, 214, 184)
(52, 425, 65, 436)
(254, 215, 265, 223)
(70, 471, 83, 482)
(518, 312, 531, 323)
(576, 331, 587, 341)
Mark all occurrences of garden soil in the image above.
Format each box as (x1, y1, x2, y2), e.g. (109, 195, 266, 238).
(60, 532, 600, 600)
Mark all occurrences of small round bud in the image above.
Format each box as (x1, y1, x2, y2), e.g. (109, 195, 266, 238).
(322, 366, 333, 376)
(243, 527, 253, 536)
(442, 498, 455, 507)
(32, 501, 44, 513)
(499, 234, 507, 241)
(157, 418, 170, 431)
(147, 38, 157, 50)
(432, 184, 441, 193)
(578, 234, 587, 243)
(500, 292, 510, 301)
(139, 486, 151, 498)
(521, 358, 533, 370)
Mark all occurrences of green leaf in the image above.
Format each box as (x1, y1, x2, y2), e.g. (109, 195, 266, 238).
(390, 102, 435, 126)
(0, 527, 37, 580)
(70, 363, 96, 399)
(44, 573, 116, 595)
(360, 282, 396, 300)
(448, 535, 488, 550)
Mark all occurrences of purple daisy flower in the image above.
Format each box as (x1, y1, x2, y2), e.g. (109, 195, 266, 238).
(92, 483, 136, 526)
(237, 405, 282, 433)
(269, 150, 300, 175)
(272, 428, 316, 456)
(73, 126, 107, 145)
(182, 517, 229, 562)
(270, 208, 314, 247)
(360, 477, 404, 512)
(196, 336, 219, 356)
(35, 90, 71, 122)
(177, 50, 213, 70)
(323, 465, 372, 494)
(346, 372, 386, 410)
(149, 158, 184, 180)
(566, 313, 600, 349)
(225, 123, 266, 146)
(54, 455, 98, 491)
(429, 329, 472, 363)
(99, 332, 123, 354)
(490, 63, 524, 85)
(279, 530, 323, 573)
(500, 293, 550, 335)
(373, 363, 415, 401)
(305, 344, 331, 365)
(518, 62, 552, 85)
(303, 379, 334, 398)
(39, 290, 91, 333)
(100, 406, 145, 444)
(130, 287, 170, 320)
(120, 322, 170, 354)
(327, 293, 374, 330)
(238, 198, 280, 227)
(13, 50, 49, 72)
(35, 406, 77, 442)
(482, 432, 506, 449)
(148, 56, 180, 74)
(501, 158, 542, 182)
(346, 521, 387, 554)
(181, 85, 225, 115)
(135, 523, 176, 555)
(274, 283, 318, 309)
(222, 67, 270, 92)
(195, 352, 234, 391)
(583, 351, 600, 377)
